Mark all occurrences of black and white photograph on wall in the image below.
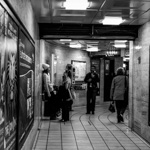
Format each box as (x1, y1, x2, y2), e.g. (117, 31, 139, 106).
(3, 11, 18, 150)
(18, 30, 35, 149)
(71, 60, 86, 82)
(0, 4, 5, 150)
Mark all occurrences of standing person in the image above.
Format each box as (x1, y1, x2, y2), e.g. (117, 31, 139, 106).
(42, 63, 52, 98)
(84, 65, 99, 114)
(110, 67, 129, 123)
(61, 71, 72, 122)
(67, 70, 73, 111)
(42, 64, 53, 117)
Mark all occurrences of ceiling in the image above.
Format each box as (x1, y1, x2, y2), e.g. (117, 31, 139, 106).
(31, 0, 150, 52)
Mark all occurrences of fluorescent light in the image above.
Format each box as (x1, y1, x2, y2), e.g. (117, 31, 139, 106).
(60, 39, 72, 42)
(70, 44, 81, 48)
(63, 0, 89, 10)
(135, 45, 142, 50)
(86, 47, 99, 52)
(114, 44, 126, 48)
(102, 16, 124, 25)
(115, 40, 127, 43)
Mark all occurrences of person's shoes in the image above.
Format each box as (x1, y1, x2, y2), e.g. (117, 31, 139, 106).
(59, 119, 64, 122)
(92, 111, 95, 115)
(117, 120, 121, 123)
(86, 112, 90, 114)
(117, 116, 121, 123)
(120, 114, 124, 122)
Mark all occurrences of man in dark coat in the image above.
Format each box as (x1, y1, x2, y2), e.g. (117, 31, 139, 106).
(84, 65, 99, 114)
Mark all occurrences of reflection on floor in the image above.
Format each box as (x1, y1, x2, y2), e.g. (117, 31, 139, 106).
(32, 103, 150, 150)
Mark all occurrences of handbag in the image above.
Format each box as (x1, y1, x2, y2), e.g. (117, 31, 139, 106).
(68, 88, 73, 100)
(108, 102, 115, 113)
(70, 88, 76, 100)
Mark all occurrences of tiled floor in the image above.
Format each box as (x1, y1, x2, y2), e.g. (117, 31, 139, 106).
(32, 103, 150, 150)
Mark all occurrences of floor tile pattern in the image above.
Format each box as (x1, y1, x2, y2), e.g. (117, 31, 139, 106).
(32, 103, 150, 150)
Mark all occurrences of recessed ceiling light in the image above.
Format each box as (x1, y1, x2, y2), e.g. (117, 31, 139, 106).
(60, 39, 72, 42)
(115, 40, 127, 43)
(70, 44, 81, 48)
(63, 0, 89, 10)
(102, 16, 125, 25)
(86, 47, 99, 52)
(114, 44, 126, 48)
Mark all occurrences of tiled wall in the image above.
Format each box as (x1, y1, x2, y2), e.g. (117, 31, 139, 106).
(130, 22, 150, 143)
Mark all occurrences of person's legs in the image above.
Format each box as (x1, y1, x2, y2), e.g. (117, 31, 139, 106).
(61, 101, 66, 121)
(86, 89, 92, 114)
(120, 100, 128, 115)
(91, 90, 97, 114)
(115, 101, 122, 123)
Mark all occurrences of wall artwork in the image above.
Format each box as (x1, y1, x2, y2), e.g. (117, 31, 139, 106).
(0, 2, 35, 149)
(0, 5, 5, 150)
(149, 46, 150, 126)
(18, 30, 35, 149)
(3, 11, 18, 150)
(71, 60, 86, 81)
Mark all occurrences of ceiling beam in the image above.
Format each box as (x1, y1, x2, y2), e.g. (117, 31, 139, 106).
(39, 23, 141, 40)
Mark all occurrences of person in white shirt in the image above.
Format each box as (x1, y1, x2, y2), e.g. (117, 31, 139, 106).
(42, 63, 54, 118)
(42, 63, 53, 99)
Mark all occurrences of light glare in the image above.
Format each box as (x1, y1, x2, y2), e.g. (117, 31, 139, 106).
(64, 0, 89, 10)
(102, 17, 124, 25)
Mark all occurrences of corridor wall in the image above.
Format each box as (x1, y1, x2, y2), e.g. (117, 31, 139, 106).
(129, 22, 150, 144)
(0, 0, 40, 149)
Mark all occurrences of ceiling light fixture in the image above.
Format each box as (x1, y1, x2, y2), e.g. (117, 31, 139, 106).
(70, 44, 81, 48)
(102, 16, 125, 25)
(60, 39, 72, 42)
(114, 40, 127, 43)
(63, 0, 90, 10)
(114, 44, 126, 48)
(135, 45, 142, 50)
(86, 47, 99, 52)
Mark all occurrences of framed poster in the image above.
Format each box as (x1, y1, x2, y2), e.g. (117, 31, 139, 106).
(149, 46, 150, 126)
(71, 60, 86, 81)
(3, 11, 18, 150)
(18, 30, 35, 149)
(0, 5, 5, 150)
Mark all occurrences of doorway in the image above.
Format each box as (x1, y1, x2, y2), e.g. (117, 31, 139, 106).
(104, 58, 115, 101)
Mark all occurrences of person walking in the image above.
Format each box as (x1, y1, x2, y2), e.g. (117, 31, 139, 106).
(84, 65, 99, 114)
(110, 67, 129, 123)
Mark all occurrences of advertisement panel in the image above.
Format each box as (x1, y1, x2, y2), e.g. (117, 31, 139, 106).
(0, 5, 5, 150)
(4, 12, 18, 150)
(18, 30, 35, 148)
(71, 60, 86, 81)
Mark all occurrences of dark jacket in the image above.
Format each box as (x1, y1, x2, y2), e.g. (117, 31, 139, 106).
(84, 72, 99, 90)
